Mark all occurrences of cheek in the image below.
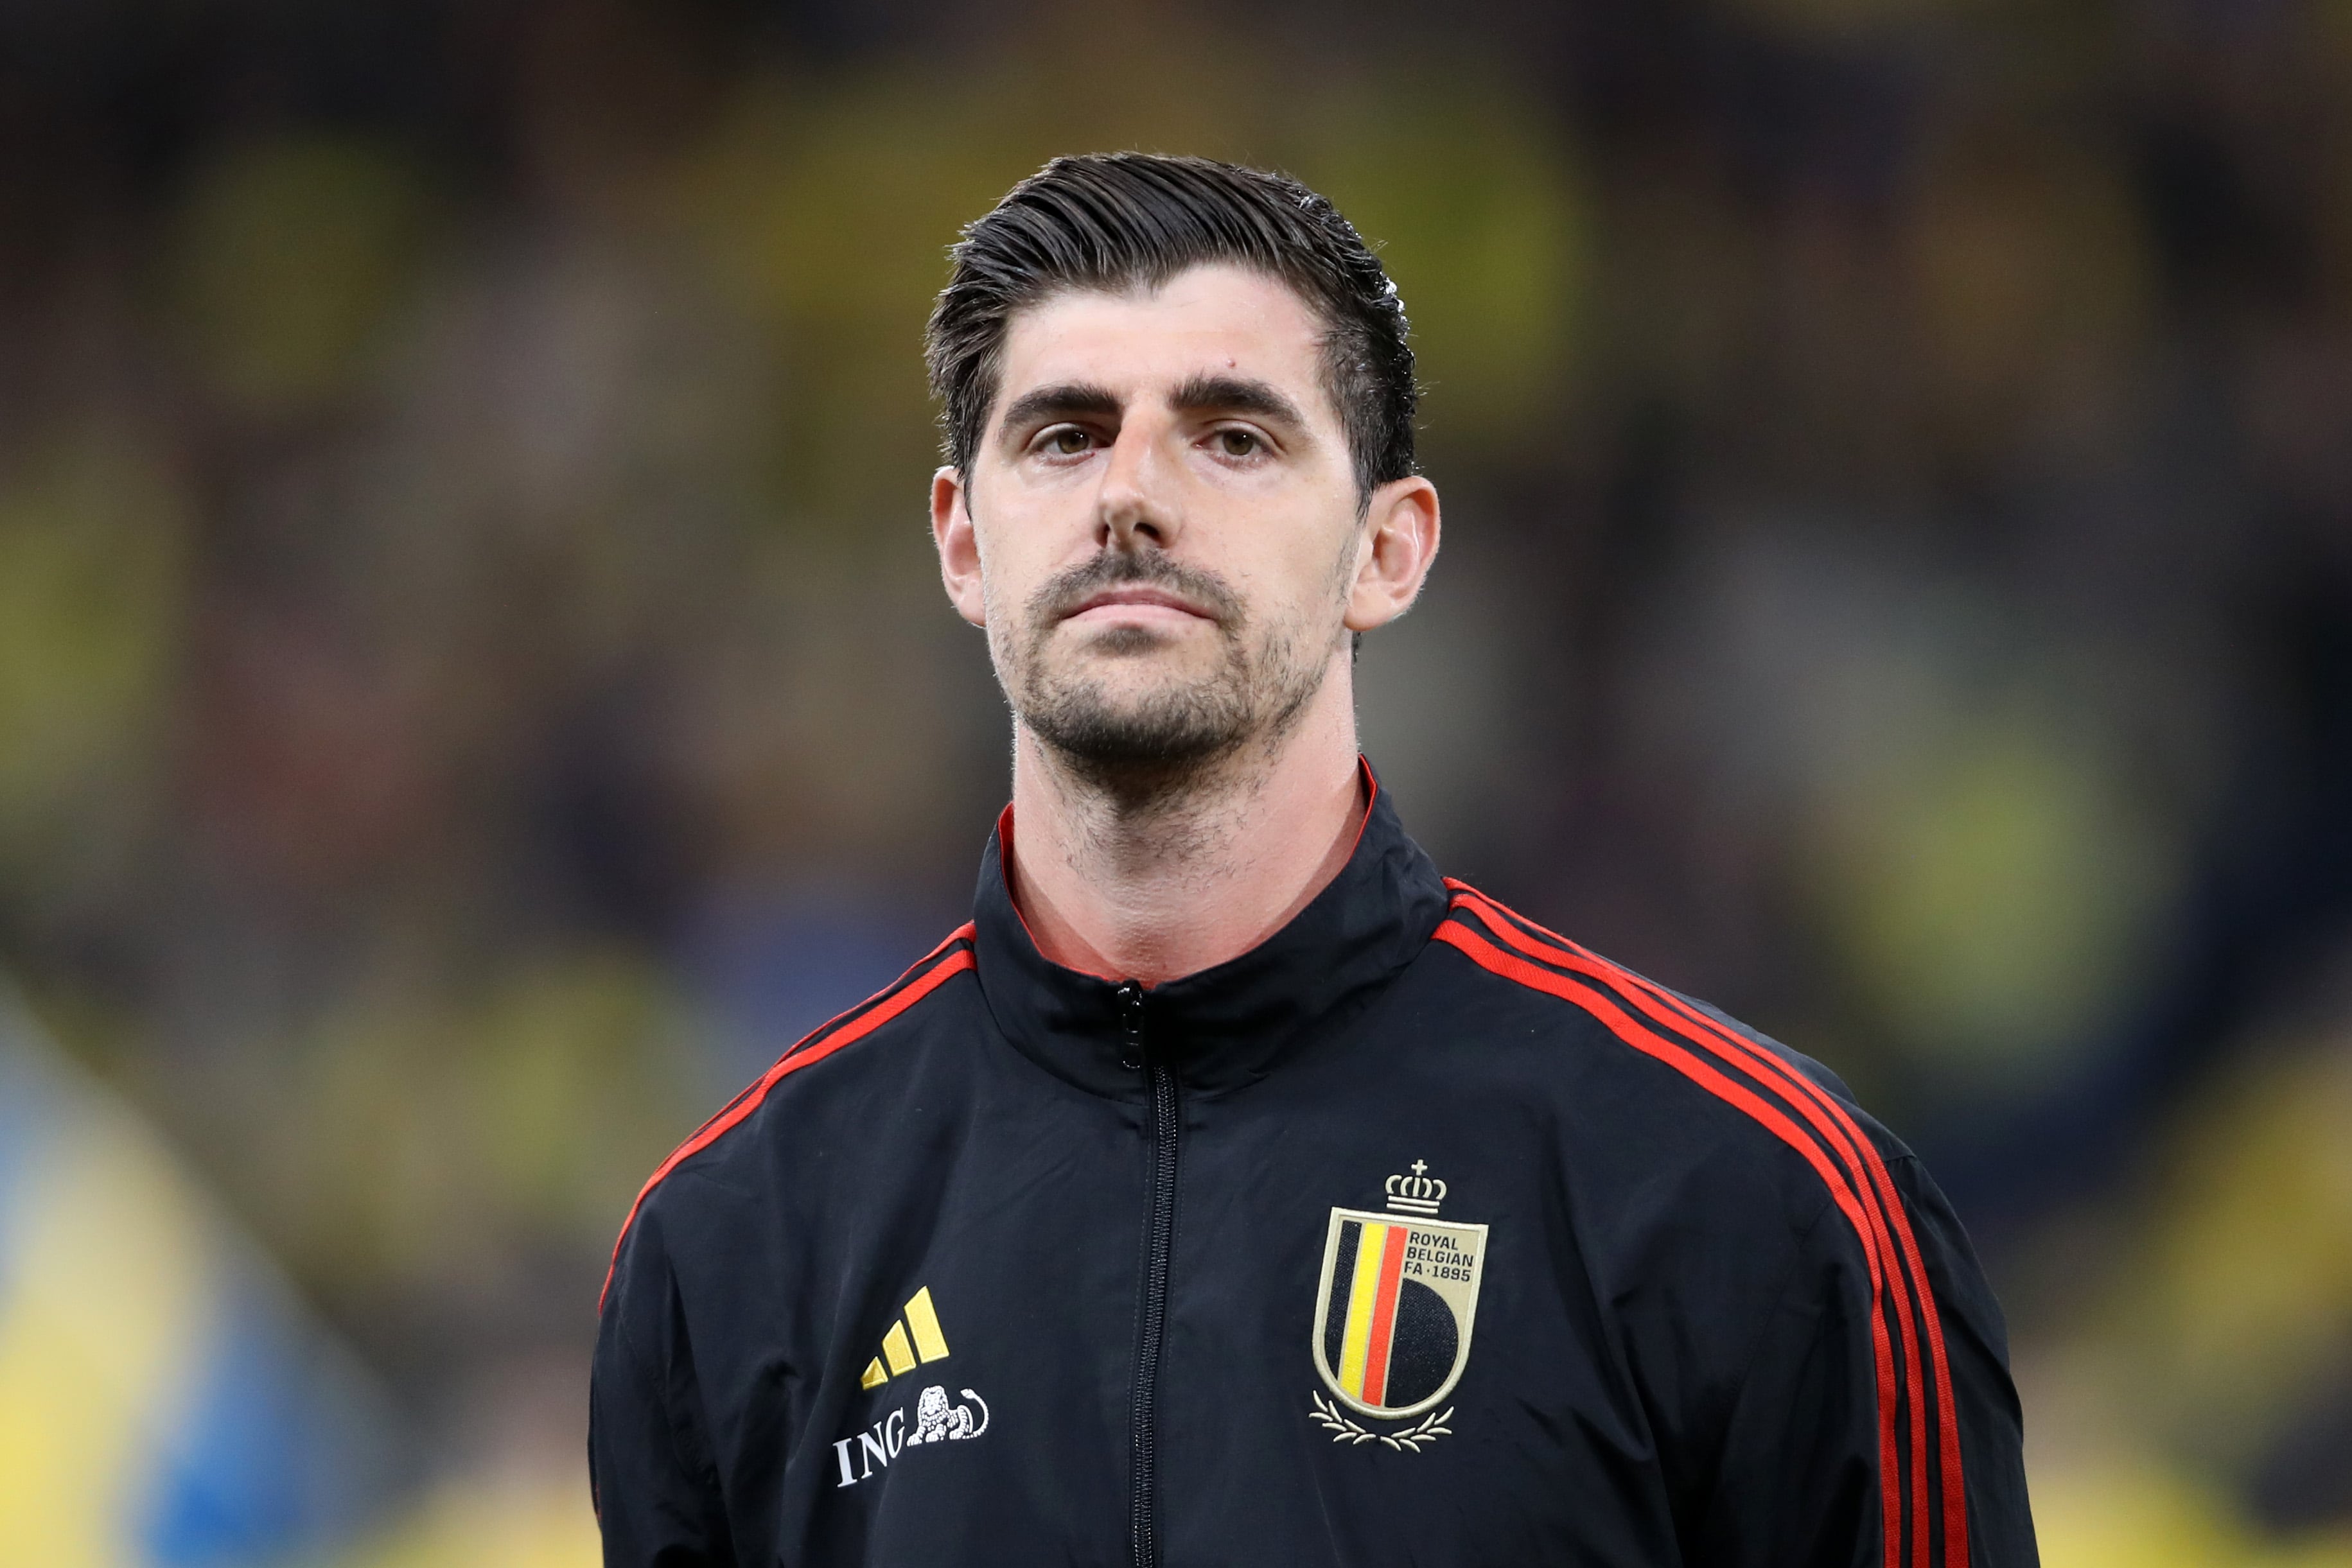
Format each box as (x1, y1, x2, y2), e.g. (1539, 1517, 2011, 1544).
(1274, 522, 1361, 611)
(978, 570, 1033, 646)
(1235, 555, 1353, 654)
(969, 523, 1037, 615)
(972, 491, 1089, 598)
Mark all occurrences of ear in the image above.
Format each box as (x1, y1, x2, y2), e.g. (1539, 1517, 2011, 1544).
(932, 466, 988, 628)
(1343, 476, 1441, 632)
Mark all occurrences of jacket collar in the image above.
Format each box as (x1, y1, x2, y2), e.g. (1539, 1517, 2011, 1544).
(970, 760, 1450, 1100)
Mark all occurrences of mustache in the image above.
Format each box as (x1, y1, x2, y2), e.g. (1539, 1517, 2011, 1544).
(1027, 551, 1245, 629)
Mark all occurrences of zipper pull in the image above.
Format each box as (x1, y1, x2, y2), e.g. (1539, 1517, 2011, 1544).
(1116, 980, 1146, 1072)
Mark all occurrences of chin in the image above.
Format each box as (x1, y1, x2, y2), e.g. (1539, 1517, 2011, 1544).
(1018, 668, 1256, 773)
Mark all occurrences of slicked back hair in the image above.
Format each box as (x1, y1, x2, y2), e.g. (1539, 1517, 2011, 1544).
(926, 153, 1416, 505)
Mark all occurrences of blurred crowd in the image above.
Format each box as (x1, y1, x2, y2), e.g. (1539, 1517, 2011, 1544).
(0, 0, 2347, 1561)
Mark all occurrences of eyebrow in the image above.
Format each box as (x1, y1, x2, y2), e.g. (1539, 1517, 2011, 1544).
(1168, 373, 1306, 430)
(996, 382, 1122, 439)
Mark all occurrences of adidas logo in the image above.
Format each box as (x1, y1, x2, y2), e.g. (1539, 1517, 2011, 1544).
(859, 1285, 951, 1389)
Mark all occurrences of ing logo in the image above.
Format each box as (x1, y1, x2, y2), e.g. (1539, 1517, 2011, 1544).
(836, 1285, 990, 1489)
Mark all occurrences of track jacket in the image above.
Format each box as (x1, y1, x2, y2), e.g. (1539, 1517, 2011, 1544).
(591, 771, 2037, 1566)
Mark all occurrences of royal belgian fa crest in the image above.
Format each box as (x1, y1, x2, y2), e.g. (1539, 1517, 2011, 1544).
(1309, 1162, 1486, 1435)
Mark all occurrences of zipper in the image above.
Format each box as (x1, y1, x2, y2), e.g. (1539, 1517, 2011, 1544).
(1119, 979, 1179, 1568)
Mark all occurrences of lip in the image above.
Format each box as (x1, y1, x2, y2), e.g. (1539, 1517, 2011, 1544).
(1061, 586, 1213, 623)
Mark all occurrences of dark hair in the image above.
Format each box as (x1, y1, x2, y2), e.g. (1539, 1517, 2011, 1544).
(926, 153, 1416, 503)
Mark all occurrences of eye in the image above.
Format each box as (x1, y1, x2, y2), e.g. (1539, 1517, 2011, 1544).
(1040, 426, 1095, 456)
(1215, 428, 1262, 457)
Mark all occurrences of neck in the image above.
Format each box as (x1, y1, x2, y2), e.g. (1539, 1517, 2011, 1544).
(1005, 673, 1367, 985)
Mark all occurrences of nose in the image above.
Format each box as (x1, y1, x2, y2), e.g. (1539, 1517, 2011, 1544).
(1095, 417, 1182, 553)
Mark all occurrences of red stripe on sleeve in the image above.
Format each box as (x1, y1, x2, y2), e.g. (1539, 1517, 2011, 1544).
(599, 930, 976, 1313)
(1445, 885, 1967, 1568)
(1433, 918, 1907, 1568)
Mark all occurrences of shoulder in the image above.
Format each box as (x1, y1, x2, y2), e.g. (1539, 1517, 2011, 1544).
(597, 923, 979, 1313)
(1422, 879, 1911, 1236)
(1422, 884, 1991, 1483)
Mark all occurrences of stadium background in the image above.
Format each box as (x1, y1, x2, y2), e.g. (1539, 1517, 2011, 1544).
(1, 0, 2348, 1562)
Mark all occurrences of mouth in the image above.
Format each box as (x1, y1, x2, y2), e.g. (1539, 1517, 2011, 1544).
(1060, 586, 1215, 627)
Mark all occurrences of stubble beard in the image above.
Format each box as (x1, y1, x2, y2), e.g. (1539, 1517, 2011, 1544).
(999, 550, 1345, 803)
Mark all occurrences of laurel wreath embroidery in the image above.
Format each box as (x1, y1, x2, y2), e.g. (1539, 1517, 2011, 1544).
(1309, 1390, 1454, 1452)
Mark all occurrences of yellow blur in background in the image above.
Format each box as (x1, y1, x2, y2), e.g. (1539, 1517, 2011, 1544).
(0, 998, 597, 1567)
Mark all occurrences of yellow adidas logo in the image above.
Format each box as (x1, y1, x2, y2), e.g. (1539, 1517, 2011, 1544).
(859, 1286, 951, 1389)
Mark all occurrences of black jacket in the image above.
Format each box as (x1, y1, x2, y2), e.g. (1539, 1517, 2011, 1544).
(591, 775, 2037, 1566)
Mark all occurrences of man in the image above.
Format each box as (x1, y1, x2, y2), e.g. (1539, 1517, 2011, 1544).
(591, 153, 2037, 1566)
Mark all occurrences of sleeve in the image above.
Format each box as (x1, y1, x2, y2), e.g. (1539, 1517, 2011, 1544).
(590, 1208, 736, 1568)
(1686, 1155, 2039, 1568)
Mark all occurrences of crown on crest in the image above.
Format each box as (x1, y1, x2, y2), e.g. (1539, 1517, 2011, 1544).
(1384, 1160, 1446, 1215)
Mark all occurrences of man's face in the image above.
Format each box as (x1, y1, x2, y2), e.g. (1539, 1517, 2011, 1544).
(936, 263, 1365, 775)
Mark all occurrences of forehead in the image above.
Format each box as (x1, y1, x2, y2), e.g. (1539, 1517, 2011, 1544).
(993, 263, 1331, 417)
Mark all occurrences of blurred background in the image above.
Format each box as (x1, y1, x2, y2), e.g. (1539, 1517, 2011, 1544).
(0, 0, 2347, 1562)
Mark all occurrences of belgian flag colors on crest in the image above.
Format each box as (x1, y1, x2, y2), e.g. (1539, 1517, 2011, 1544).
(1311, 1209, 1487, 1418)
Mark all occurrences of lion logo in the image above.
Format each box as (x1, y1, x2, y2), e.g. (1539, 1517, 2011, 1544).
(904, 1384, 987, 1445)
